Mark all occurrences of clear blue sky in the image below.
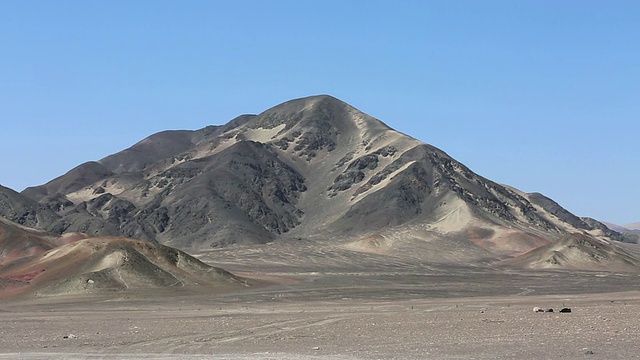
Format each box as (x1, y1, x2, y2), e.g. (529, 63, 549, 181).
(1, 1, 638, 225)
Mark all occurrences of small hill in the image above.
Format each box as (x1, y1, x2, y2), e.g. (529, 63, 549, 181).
(0, 216, 84, 266)
(0, 236, 249, 298)
(499, 233, 640, 272)
(0, 218, 251, 298)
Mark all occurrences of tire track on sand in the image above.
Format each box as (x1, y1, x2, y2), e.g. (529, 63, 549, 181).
(122, 314, 355, 351)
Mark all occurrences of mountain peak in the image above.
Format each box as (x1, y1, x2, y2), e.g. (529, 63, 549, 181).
(272, 94, 346, 108)
(248, 94, 358, 129)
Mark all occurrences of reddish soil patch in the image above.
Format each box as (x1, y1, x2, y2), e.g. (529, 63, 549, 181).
(0, 268, 46, 283)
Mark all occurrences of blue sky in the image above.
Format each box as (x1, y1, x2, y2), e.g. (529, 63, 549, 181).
(1, 1, 638, 224)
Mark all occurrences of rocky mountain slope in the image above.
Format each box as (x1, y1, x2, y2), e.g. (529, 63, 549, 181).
(5, 95, 633, 269)
(0, 184, 59, 228)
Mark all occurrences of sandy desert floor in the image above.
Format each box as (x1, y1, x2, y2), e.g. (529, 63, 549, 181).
(2, 241, 640, 359)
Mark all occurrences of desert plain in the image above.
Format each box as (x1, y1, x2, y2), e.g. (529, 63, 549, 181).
(2, 240, 640, 360)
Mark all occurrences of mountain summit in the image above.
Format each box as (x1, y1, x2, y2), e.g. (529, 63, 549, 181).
(13, 95, 630, 265)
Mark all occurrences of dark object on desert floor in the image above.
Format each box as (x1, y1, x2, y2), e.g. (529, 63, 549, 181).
(559, 307, 572, 313)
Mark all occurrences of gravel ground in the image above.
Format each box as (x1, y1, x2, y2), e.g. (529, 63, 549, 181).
(1, 290, 640, 359)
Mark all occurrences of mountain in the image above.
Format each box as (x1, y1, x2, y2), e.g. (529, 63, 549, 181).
(601, 221, 640, 244)
(11, 95, 633, 267)
(0, 217, 250, 298)
(581, 217, 632, 243)
(624, 222, 640, 231)
(603, 221, 633, 233)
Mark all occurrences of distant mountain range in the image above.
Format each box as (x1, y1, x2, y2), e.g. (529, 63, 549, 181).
(624, 222, 640, 231)
(603, 221, 640, 233)
(0, 95, 638, 294)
